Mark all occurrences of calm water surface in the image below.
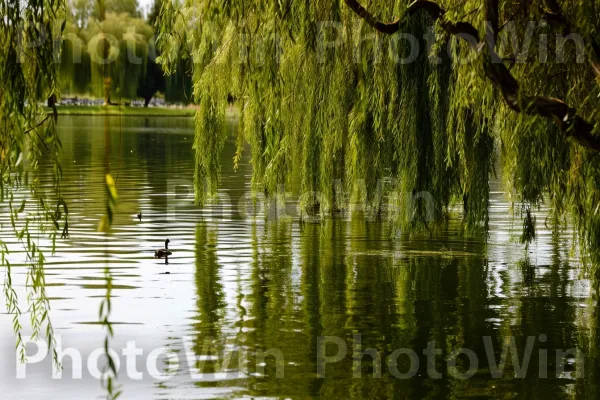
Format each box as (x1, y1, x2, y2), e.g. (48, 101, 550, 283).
(0, 115, 598, 399)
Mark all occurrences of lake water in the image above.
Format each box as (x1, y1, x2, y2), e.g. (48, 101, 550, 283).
(0, 115, 597, 399)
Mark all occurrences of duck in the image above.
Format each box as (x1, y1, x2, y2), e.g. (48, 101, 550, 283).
(154, 239, 173, 258)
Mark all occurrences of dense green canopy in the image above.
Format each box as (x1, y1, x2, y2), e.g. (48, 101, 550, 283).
(157, 0, 600, 264)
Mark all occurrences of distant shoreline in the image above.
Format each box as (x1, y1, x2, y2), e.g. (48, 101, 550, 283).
(45, 105, 197, 117)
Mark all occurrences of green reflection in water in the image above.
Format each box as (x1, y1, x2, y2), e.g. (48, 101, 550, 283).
(192, 221, 226, 384)
(185, 217, 593, 399)
(10, 115, 597, 400)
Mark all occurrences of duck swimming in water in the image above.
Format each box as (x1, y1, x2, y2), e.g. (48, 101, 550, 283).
(154, 239, 172, 258)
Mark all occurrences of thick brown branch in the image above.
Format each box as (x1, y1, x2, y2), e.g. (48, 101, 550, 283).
(486, 0, 499, 41)
(343, 0, 600, 153)
(406, 0, 480, 42)
(343, 0, 480, 41)
(343, 0, 401, 34)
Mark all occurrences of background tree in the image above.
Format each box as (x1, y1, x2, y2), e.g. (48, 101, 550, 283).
(138, 0, 192, 106)
(137, 0, 193, 107)
(62, 0, 150, 103)
(137, 39, 166, 107)
(70, 0, 94, 27)
(60, 0, 191, 105)
(59, 19, 92, 94)
(84, 11, 153, 101)
(92, 0, 141, 19)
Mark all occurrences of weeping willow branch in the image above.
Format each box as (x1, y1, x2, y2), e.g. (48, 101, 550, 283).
(0, 0, 68, 372)
(99, 267, 122, 400)
(342, 0, 402, 34)
(342, 0, 600, 153)
(1, 245, 25, 363)
(23, 114, 52, 135)
(343, 0, 480, 39)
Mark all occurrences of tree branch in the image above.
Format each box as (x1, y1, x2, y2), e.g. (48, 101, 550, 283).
(23, 115, 51, 151)
(342, 0, 600, 153)
(499, 1, 527, 32)
(486, 0, 499, 41)
(343, 0, 402, 34)
(484, 0, 599, 152)
(24, 114, 52, 135)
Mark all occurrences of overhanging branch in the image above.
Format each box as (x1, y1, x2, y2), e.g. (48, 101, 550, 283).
(343, 0, 401, 34)
(342, 0, 600, 153)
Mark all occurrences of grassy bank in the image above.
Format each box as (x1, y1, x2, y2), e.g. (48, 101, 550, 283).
(47, 105, 197, 117)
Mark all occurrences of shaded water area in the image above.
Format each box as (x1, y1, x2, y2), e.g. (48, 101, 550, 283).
(1, 116, 599, 399)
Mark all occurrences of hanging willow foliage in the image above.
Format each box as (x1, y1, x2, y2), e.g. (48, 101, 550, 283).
(0, 0, 68, 364)
(156, 0, 600, 265)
